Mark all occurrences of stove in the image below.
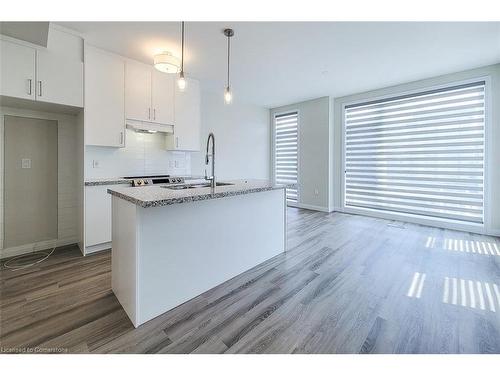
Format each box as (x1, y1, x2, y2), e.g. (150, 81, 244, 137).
(124, 175, 185, 187)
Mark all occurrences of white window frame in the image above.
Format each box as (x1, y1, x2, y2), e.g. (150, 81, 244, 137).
(340, 76, 492, 235)
(272, 109, 300, 207)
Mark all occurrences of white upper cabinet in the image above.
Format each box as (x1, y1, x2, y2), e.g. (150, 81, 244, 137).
(0, 40, 36, 100)
(166, 78, 201, 151)
(125, 61, 153, 122)
(85, 45, 125, 147)
(0, 36, 83, 108)
(125, 61, 175, 125)
(36, 49, 83, 107)
(151, 69, 175, 125)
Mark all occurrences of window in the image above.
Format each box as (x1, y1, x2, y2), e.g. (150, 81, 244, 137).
(344, 81, 485, 224)
(274, 111, 299, 202)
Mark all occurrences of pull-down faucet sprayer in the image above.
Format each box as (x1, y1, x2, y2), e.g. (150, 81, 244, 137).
(205, 133, 215, 188)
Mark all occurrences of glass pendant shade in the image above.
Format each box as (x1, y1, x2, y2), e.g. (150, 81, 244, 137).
(224, 86, 232, 104)
(177, 71, 186, 91)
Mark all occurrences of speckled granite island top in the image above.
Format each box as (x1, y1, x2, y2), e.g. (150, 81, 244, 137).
(107, 179, 288, 208)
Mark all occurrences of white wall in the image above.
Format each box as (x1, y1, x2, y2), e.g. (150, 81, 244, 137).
(87, 88, 270, 183)
(85, 129, 191, 179)
(191, 90, 270, 180)
(332, 63, 500, 236)
(270, 97, 332, 212)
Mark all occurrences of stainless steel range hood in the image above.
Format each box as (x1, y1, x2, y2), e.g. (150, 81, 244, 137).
(126, 119, 174, 134)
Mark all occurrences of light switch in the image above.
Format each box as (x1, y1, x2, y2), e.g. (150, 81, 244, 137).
(21, 158, 31, 169)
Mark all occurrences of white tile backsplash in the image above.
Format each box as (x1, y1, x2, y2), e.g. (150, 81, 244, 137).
(85, 129, 193, 178)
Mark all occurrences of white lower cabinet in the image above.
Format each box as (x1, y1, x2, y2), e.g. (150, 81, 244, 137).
(85, 185, 112, 252)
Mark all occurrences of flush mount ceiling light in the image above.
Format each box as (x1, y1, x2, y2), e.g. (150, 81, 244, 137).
(154, 51, 180, 74)
(177, 21, 187, 91)
(223, 28, 234, 104)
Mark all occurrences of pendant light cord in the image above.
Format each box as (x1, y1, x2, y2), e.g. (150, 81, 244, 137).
(181, 21, 184, 73)
(227, 33, 230, 87)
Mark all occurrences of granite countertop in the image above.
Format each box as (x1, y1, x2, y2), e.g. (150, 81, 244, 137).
(85, 175, 205, 187)
(85, 178, 131, 186)
(107, 179, 288, 208)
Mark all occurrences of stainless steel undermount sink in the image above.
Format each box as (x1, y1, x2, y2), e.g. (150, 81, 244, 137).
(197, 182, 234, 187)
(162, 185, 193, 190)
(163, 182, 234, 190)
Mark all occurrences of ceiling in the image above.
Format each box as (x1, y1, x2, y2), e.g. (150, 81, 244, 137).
(57, 22, 500, 108)
(0, 22, 49, 47)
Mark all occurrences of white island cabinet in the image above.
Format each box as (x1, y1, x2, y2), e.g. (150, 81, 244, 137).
(108, 180, 286, 327)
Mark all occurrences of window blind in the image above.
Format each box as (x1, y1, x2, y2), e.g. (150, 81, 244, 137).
(274, 111, 298, 202)
(344, 81, 485, 224)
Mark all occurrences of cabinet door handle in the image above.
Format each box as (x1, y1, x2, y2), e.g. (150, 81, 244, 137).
(153, 108, 156, 121)
(176, 137, 179, 148)
(27, 79, 32, 95)
(37, 81, 42, 97)
(148, 108, 151, 120)
(119, 131, 124, 145)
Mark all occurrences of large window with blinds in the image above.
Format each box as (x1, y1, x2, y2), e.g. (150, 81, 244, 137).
(274, 111, 299, 202)
(344, 81, 485, 224)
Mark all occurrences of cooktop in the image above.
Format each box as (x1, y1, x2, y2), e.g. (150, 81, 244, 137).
(123, 175, 171, 179)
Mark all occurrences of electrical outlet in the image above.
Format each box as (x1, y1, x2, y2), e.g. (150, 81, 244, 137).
(21, 158, 31, 169)
(92, 160, 100, 168)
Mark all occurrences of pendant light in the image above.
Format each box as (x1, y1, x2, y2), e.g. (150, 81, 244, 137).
(177, 21, 187, 91)
(223, 28, 234, 104)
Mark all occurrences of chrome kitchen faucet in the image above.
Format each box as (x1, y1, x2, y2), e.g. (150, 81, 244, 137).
(205, 133, 216, 189)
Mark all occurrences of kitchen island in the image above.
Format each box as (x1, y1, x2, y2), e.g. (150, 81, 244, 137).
(107, 179, 287, 327)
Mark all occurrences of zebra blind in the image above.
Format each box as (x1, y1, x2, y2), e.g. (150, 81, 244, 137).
(344, 81, 485, 224)
(274, 111, 298, 202)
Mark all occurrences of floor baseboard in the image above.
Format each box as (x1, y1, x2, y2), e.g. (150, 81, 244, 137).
(287, 202, 331, 212)
(0, 238, 79, 259)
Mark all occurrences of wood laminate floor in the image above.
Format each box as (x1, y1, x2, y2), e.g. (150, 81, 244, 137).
(1, 208, 499, 354)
